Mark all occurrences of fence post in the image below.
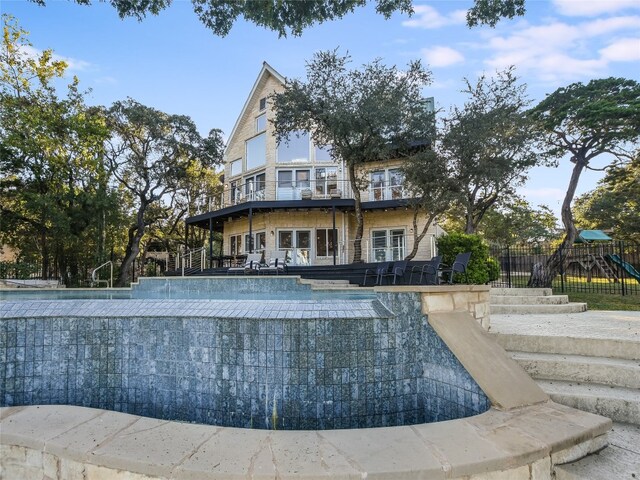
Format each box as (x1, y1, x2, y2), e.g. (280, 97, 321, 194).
(559, 245, 565, 293)
(619, 240, 626, 297)
(506, 245, 512, 289)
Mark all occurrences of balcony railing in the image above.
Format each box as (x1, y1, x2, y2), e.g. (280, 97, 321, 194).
(218, 179, 411, 210)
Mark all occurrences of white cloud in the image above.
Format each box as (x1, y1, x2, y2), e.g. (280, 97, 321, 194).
(19, 44, 91, 72)
(600, 37, 640, 62)
(482, 16, 640, 82)
(421, 46, 465, 67)
(553, 0, 640, 17)
(402, 5, 467, 29)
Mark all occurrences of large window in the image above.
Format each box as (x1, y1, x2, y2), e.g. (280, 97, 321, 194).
(256, 113, 266, 132)
(278, 230, 311, 265)
(315, 167, 338, 198)
(277, 131, 309, 163)
(371, 229, 405, 261)
(230, 234, 242, 255)
(370, 168, 405, 201)
(244, 172, 266, 201)
(246, 133, 266, 171)
(316, 228, 338, 257)
(230, 158, 242, 177)
(314, 145, 332, 162)
(244, 231, 266, 254)
(277, 169, 310, 200)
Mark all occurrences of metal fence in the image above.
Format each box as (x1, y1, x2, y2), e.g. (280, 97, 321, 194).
(489, 242, 640, 295)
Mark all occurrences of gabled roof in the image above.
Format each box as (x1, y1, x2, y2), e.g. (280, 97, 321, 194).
(224, 62, 286, 158)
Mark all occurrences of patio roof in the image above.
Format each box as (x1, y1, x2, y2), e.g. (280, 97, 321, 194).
(576, 230, 613, 243)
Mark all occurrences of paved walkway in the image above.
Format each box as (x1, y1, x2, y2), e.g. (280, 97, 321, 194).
(491, 310, 640, 478)
(490, 310, 640, 343)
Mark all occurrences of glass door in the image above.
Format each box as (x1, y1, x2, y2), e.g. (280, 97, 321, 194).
(277, 229, 312, 265)
(370, 171, 385, 201)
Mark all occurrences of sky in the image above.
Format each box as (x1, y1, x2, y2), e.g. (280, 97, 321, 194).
(3, 0, 640, 220)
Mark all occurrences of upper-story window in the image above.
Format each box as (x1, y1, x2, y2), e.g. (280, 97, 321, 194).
(230, 158, 242, 177)
(256, 113, 266, 133)
(246, 133, 266, 171)
(370, 168, 405, 201)
(259, 97, 267, 111)
(277, 131, 309, 163)
(315, 145, 332, 162)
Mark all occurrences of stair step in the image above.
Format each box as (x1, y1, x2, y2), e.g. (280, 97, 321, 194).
(537, 380, 640, 424)
(511, 352, 640, 389)
(490, 295, 569, 305)
(490, 303, 587, 314)
(490, 287, 553, 296)
(555, 423, 640, 480)
(491, 333, 640, 361)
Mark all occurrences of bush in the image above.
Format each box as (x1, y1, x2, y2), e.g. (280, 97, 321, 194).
(437, 233, 492, 284)
(0, 261, 38, 280)
(486, 257, 500, 282)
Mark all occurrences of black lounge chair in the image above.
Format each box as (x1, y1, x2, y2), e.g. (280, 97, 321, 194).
(363, 261, 393, 286)
(409, 255, 442, 285)
(440, 252, 471, 284)
(380, 260, 409, 285)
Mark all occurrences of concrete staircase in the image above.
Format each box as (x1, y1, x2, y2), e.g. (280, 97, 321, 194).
(490, 287, 587, 314)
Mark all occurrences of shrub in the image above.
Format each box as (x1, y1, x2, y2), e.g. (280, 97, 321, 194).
(437, 233, 491, 284)
(486, 257, 500, 282)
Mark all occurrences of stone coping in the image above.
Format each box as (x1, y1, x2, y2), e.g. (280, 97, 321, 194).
(0, 402, 611, 479)
(375, 284, 491, 293)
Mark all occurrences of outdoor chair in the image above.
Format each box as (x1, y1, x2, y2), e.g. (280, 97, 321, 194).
(260, 251, 288, 275)
(379, 260, 409, 285)
(409, 255, 442, 285)
(227, 253, 262, 275)
(363, 261, 393, 286)
(440, 252, 471, 284)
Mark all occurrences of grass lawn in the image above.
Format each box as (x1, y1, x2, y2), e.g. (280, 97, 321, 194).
(566, 292, 640, 311)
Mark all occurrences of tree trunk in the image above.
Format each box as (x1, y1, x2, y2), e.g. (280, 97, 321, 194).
(405, 209, 436, 261)
(116, 204, 147, 287)
(349, 164, 364, 263)
(40, 229, 49, 280)
(528, 158, 585, 288)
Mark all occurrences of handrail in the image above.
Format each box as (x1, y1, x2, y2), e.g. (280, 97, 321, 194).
(91, 261, 113, 288)
(180, 247, 206, 276)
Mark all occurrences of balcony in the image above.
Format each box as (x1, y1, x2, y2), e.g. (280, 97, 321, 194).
(217, 179, 411, 210)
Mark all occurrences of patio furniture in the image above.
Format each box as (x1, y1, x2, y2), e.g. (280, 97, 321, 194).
(363, 261, 393, 286)
(409, 255, 442, 285)
(260, 251, 288, 275)
(379, 260, 409, 285)
(440, 252, 471, 284)
(227, 253, 262, 275)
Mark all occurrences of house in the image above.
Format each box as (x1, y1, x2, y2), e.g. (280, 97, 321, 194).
(185, 62, 441, 267)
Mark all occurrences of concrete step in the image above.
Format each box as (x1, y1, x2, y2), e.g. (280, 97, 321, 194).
(511, 352, 640, 389)
(538, 379, 640, 424)
(490, 294, 569, 305)
(490, 303, 587, 314)
(555, 423, 640, 480)
(491, 287, 553, 296)
(491, 332, 640, 361)
(300, 278, 352, 285)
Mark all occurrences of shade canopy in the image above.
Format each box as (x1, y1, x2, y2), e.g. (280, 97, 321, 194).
(575, 230, 612, 243)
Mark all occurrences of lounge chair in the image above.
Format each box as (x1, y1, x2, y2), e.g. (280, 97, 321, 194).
(380, 259, 409, 285)
(440, 252, 471, 284)
(227, 253, 262, 275)
(363, 261, 393, 286)
(409, 255, 442, 285)
(260, 251, 288, 275)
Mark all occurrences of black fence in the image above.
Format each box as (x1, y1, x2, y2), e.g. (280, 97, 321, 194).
(489, 242, 640, 296)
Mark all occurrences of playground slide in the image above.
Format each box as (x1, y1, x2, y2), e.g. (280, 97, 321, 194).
(606, 254, 640, 282)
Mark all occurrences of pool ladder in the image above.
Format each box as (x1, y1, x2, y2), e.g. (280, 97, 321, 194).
(91, 261, 113, 288)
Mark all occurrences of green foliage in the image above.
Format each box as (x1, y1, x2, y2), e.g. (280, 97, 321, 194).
(436, 232, 492, 284)
(467, 0, 525, 27)
(271, 50, 434, 262)
(574, 154, 640, 243)
(0, 261, 39, 279)
(438, 67, 542, 234)
(479, 195, 559, 246)
(486, 256, 500, 282)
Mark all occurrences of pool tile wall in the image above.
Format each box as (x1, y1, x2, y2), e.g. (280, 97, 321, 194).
(0, 293, 489, 430)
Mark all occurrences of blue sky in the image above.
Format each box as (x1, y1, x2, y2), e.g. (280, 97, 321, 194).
(4, 0, 640, 219)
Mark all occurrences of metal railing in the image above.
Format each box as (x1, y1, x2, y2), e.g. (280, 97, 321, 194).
(180, 247, 206, 276)
(91, 261, 113, 288)
(217, 179, 413, 210)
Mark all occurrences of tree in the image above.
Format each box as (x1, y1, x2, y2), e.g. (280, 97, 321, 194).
(528, 78, 640, 287)
(574, 153, 640, 244)
(104, 99, 224, 286)
(478, 196, 558, 247)
(271, 50, 434, 262)
(27, 0, 527, 36)
(440, 67, 542, 234)
(402, 149, 458, 260)
(1, 15, 114, 284)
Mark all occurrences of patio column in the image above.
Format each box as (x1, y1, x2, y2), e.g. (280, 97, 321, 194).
(208, 218, 213, 269)
(248, 207, 253, 253)
(332, 205, 337, 266)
